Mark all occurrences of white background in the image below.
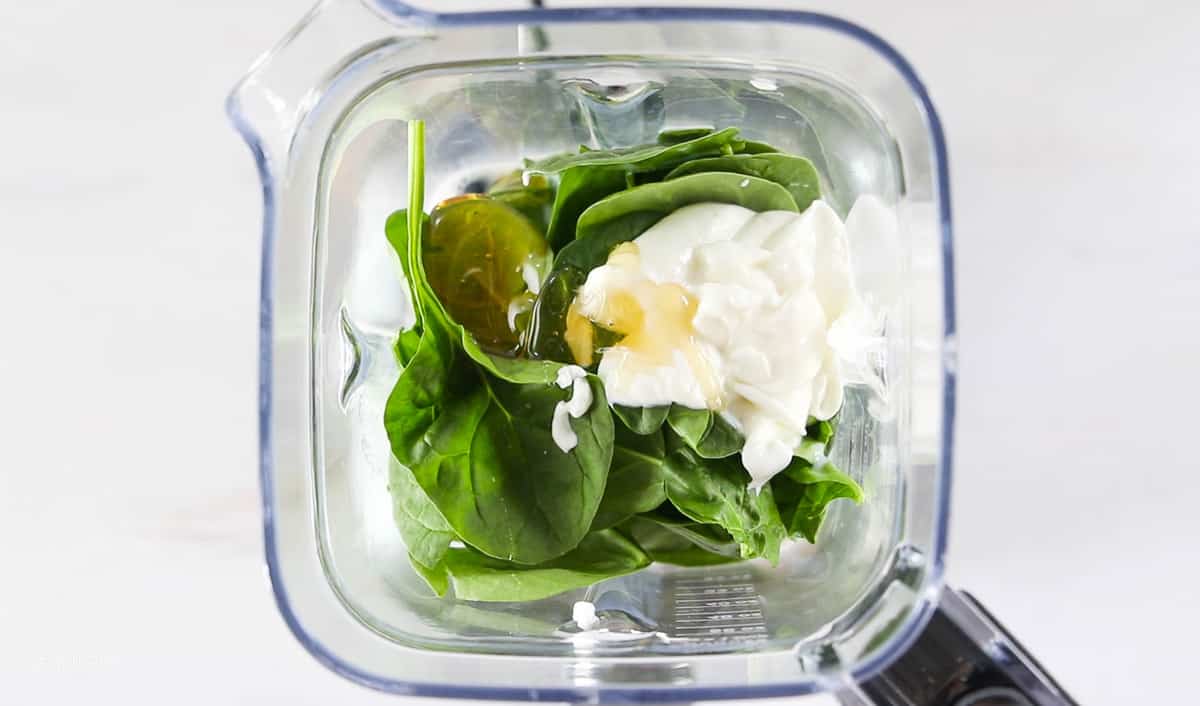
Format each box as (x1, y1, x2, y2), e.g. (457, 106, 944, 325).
(2, 1, 1197, 704)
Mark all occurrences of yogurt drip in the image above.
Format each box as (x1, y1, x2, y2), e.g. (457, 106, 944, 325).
(551, 365, 592, 452)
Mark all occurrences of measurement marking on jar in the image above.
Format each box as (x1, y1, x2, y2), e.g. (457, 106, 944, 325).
(671, 574, 754, 586)
(673, 597, 759, 606)
(672, 609, 762, 618)
(673, 611, 763, 620)
(673, 586, 757, 597)
(673, 619, 766, 627)
(674, 626, 768, 635)
(665, 572, 767, 644)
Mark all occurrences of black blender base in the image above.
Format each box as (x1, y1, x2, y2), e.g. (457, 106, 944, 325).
(840, 588, 1079, 706)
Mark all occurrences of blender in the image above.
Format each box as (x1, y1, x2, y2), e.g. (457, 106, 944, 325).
(227, 2, 1077, 703)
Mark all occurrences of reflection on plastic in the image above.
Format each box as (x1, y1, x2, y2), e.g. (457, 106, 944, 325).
(566, 660, 693, 687)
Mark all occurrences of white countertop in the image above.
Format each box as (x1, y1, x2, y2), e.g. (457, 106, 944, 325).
(2, 1, 1197, 704)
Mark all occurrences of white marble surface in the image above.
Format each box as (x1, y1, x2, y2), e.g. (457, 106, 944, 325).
(2, 1, 1197, 704)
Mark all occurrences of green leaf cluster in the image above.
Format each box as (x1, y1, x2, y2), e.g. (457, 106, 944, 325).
(383, 123, 861, 602)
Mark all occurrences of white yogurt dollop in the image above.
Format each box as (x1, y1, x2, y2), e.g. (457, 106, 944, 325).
(575, 201, 880, 488)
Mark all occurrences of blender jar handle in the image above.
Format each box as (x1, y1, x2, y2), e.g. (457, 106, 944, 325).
(839, 587, 1079, 706)
(226, 0, 430, 177)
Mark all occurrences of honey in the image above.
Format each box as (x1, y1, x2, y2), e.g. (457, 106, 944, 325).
(571, 242, 721, 408)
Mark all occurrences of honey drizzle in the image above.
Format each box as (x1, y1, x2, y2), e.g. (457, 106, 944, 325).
(571, 242, 721, 409)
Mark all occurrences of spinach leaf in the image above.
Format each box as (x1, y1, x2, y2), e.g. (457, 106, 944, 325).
(552, 211, 661, 275)
(794, 437, 828, 465)
(612, 405, 670, 435)
(660, 430, 786, 563)
(590, 425, 667, 531)
(636, 505, 743, 558)
(740, 139, 781, 154)
(790, 417, 838, 464)
(530, 128, 744, 249)
(421, 197, 550, 355)
(540, 166, 629, 251)
(656, 127, 716, 145)
(386, 121, 617, 566)
(665, 153, 821, 212)
(382, 305, 457, 475)
(770, 459, 864, 543)
(619, 516, 741, 567)
(525, 264, 586, 363)
(575, 171, 798, 242)
(393, 326, 423, 368)
(666, 406, 743, 459)
(388, 458, 455, 569)
(385, 209, 418, 293)
(428, 530, 650, 602)
(385, 207, 562, 385)
(487, 170, 554, 234)
(472, 353, 562, 385)
(809, 417, 837, 445)
(555, 172, 798, 274)
(412, 554, 450, 596)
(390, 128, 563, 384)
(528, 127, 742, 173)
(384, 317, 615, 564)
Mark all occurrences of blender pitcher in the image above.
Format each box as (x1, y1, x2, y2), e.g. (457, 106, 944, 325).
(227, 2, 1077, 704)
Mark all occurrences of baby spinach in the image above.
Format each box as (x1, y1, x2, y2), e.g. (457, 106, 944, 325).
(389, 128, 559, 384)
(795, 417, 837, 464)
(665, 153, 821, 212)
(412, 555, 450, 596)
(619, 516, 741, 567)
(656, 127, 717, 145)
(388, 458, 455, 569)
(386, 120, 859, 601)
(528, 127, 742, 173)
(385, 209, 419, 291)
(487, 169, 554, 234)
(612, 404, 670, 435)
(393, 326, 422, 368)
(386, 336, 615, 564)
(590, 425, 668, 531)
(422, 529, 651, 602)
(666, 406, 744, 459)
(539, 167, 629, 251)
(638, 505, 742, 557)
(575, 171, 799, 242)
(740, 139, 781, 154)
(385, 208, 562, 385)
(529, 128, 744, 249)
(660, 430, 786, 564)
(770, 459, 864, 543)
(809, 417, 837, 445)
(524, 265, 585, 363)
(554, 172, 798, 274)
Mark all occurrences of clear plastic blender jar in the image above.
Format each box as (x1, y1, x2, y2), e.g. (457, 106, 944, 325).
(227, 2, 1074, 704)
